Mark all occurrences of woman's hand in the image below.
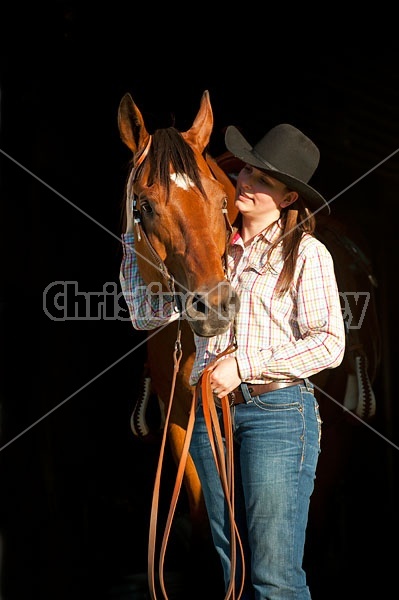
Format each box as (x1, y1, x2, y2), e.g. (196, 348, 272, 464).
(210, 357, 241, 398)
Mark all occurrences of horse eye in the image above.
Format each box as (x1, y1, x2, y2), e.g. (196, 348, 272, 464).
(141, 201, 153, 214)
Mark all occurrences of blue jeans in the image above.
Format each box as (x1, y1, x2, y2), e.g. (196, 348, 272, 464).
(189, 379, 321, 600)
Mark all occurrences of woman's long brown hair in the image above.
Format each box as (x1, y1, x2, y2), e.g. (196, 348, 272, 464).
(271, 198, 316, 294)
(232, 197, 316, 295)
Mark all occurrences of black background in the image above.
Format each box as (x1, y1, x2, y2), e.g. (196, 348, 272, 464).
(1, 4, 398, 599)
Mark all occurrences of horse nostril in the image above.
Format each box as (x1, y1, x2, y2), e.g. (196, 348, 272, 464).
(192, 294, 207, 315)
(222, 289, 240, 315)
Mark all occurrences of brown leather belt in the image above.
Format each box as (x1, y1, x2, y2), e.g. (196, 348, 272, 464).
(216, 379, 305, 407)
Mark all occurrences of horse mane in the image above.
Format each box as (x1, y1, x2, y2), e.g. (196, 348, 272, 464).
(121, 127, 207, 231)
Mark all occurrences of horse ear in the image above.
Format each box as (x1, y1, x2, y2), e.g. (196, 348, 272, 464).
(183, 90, 213, 153)
(118, 93, 151, 153)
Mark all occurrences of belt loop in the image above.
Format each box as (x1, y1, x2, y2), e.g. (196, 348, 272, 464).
(304, 378, 314, 393)
(239, 383, 253, 403)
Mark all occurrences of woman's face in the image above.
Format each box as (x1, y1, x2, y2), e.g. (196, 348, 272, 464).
(235, 164, 295, 219)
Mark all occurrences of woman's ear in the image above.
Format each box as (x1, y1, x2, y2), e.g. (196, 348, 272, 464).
(280, 191, 299, 208)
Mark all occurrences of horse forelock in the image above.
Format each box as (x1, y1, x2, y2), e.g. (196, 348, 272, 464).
(147, 128, 206, 200)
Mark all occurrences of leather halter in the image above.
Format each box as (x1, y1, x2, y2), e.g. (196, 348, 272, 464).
(127, 135, 177, 295)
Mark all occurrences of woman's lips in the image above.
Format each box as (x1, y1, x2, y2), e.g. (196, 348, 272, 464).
(237, 190, 252, 202)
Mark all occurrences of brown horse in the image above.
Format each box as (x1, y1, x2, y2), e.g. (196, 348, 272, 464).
(119, 92, 382, 597)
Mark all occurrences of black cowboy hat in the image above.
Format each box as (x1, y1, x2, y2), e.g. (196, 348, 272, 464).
(225, 124, 330, 215)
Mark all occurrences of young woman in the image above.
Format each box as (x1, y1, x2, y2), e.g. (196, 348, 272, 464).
(120, 122, 345, 599)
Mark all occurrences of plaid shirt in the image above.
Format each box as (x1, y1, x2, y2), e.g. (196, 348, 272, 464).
(120, 222, 345, 386)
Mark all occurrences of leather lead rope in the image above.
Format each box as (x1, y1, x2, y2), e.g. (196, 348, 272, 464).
(199, 343, 245, 600)
(147, 335, 245, 600)
(147, 320, 183, 600)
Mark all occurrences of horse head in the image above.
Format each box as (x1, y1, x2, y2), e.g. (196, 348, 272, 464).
(118, 90, 240, 337)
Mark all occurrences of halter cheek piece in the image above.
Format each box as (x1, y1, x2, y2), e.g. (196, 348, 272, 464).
(131, 135, 153, 243)
(127, 135, 177, 296)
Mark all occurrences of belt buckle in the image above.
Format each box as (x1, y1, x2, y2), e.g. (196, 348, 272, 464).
(213, 393, 235, 408)
(228, 391, 236, 406)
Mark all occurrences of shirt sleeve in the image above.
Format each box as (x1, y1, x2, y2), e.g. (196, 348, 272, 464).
(262, 242, 345, 380)
(119, 233, 180, 330)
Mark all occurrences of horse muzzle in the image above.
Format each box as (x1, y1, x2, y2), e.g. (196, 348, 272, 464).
(184, 282, 240, 337)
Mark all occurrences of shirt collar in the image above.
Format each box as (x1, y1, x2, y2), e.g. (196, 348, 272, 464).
(230, 219, 282, 246)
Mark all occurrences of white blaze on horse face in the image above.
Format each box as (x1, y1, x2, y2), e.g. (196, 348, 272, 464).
(170, 172, 195, 190)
